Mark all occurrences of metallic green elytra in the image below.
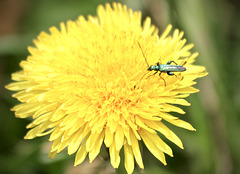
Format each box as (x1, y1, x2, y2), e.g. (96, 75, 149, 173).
(137, 41, 186, 85)
(148, 61, 186, 75)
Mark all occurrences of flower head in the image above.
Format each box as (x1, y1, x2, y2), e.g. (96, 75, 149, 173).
(6, 3, 207, 174)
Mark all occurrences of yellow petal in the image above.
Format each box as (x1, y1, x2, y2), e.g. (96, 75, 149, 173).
(12, 103, 42, 118)
(124, 143, 135, 174)
(160, 104, 185, 114)
(104, 126, 113, 147)
(74, 139, 88, 166)
(129, 129, 144, 169)
(50, 103, 67, 122)
(89, 131, 104, 163)
(164, 117, 196, 131)
(143, 130, 173, 157)
(174, 86, 199, 93)
(136, 117, 156, 134)
(115, 126, 125, 151)
(24, 121, 57, 139)
(147, 121, 183, 149)
(159, 24, 172, 41)
(68, 124, 91, 155)
(49, 150, 57, 159)
(109, 141, 120, 168)
(26, 112, 51, 129)
(5, 81, 33, 91)
(139, 130, 167, 165)
(50, 136, 61, 153)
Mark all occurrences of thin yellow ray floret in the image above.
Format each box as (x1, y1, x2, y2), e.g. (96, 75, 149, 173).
(139, 130, 167, 165)
(124, 143, 135, 174)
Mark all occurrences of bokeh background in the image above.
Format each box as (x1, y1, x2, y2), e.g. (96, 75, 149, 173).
(1, 0, 240, 174)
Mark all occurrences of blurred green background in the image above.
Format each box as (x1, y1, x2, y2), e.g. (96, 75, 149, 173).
(1, 0, 240, 174)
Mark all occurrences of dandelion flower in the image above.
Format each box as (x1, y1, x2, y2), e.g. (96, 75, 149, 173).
(6, 3, 208, 174)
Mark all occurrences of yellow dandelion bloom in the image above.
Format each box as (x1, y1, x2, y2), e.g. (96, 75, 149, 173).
(6, 3, 208, 174)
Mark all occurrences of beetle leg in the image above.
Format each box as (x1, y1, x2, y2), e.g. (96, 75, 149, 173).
(167, 71, 174, 75)
(146, 71, 157, 79)
(158, 72, 166, 86)
(167, 61, 178, 65)
(181, 61, 187, 66)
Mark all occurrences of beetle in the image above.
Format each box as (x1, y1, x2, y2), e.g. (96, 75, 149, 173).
(137, 41, 186, 86)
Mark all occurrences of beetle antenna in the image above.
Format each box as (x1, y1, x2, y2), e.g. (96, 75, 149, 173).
(137, 41, 149, 67)
(134, 71, 149, 89)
